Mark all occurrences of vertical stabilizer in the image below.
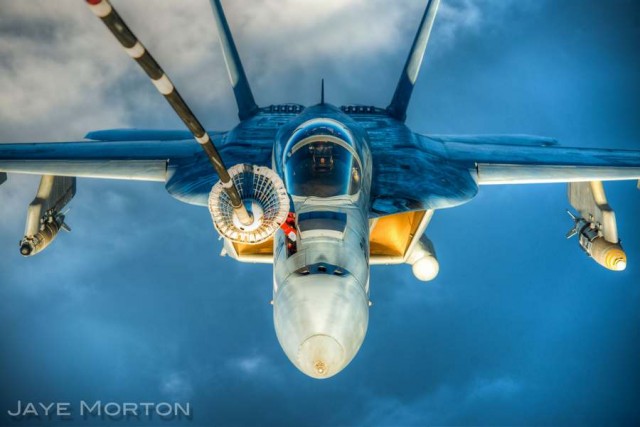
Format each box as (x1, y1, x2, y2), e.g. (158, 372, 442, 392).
(387, 0, 440, 122)
(209, 0, 259, 120)
(0, 172, 6, 186)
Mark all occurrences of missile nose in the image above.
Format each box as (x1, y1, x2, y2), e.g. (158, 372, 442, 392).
(20, 243, 33, 256)
(298, 334, 345, 379)
(605, 248, 627, 271)
(612, 257, 627, 271)
(615, 260, 627, 271)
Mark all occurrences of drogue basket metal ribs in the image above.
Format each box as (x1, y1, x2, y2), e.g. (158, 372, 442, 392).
(209, 164, 289, 244)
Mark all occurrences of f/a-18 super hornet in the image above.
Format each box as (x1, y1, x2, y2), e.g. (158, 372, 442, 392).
(1, 0, 639, 379)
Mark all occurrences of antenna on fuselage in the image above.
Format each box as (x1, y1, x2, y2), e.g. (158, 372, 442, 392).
(321, 79, 325, 105)
(387, 0, 440, 122)
(85, 0, 253, 226)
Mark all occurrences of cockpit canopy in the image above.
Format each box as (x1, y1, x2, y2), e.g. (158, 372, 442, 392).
(283, 119, 362, 198)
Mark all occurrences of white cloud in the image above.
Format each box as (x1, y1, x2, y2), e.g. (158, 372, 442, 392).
(237, 356, 264, 374)
(160, 371, 194, 401)
(0, 0, 541, 141)
(0, 174, 39, 228)
(438, 0, 483, 46)
(0, 1, 131, 140)
(228, 354, 269, 376)
(434, 0, 546, 53)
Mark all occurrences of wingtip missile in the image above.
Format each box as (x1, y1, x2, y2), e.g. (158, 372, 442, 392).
(20, 176, 75, 257)
(19, 212, 67, 257)
(566, 212, 628, 272)
(567, 182, 628, 272)
(589, 237, 627, 271)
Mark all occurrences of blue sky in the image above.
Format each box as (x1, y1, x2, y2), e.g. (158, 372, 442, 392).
(0, 0, 639, 425)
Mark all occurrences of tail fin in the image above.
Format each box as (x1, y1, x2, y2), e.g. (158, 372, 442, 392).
(387, 0, 440, 122)
(209, 0, 259, 120)
(0, 172, 6, 186)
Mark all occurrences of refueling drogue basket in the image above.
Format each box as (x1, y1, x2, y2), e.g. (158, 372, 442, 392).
(209, 164, 290, 244)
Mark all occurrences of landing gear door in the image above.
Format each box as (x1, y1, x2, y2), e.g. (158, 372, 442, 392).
(568, 181, 618, 244)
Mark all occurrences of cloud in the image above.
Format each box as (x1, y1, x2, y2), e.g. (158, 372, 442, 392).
(0, 174, 39, 227)
(160, 372, 194, 401)
(434, 0, 546, 52)
(0, 0, 542, 139)
(232, 355, 266, 375)
(469, 376, 523, 400)
(225, 352, 291, 384)
(438, 0, 483, 47)
(359, 376, 523, 426)
(226, 0, 541, 63)
(0, 1, 131, 140)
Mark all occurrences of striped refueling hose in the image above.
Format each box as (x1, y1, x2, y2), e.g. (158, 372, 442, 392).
(85, 0, 253, 226)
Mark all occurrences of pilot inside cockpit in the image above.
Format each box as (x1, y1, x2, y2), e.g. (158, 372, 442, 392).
(283, 120, 362, 198)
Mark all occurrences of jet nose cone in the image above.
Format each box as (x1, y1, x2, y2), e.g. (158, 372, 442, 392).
(273, 273, 369, 379)
(298, 334, 345, 379)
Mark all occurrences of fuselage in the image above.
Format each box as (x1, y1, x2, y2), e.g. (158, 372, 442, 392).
(164, 103, 479, 212)
(165, 102, 475, 377)
(270, 105, 373, 378)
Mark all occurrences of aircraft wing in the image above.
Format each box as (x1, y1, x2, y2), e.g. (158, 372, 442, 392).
(428, 135, 640, 185)
(368, 133, 639, 215)
(0, 130, 210, 181)
(0, 129, 270, 183)
(0, 138, 189, 182)
(0, 129, 275, 208)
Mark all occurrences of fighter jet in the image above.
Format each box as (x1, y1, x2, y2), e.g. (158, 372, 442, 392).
(0, 0, 638, 379)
